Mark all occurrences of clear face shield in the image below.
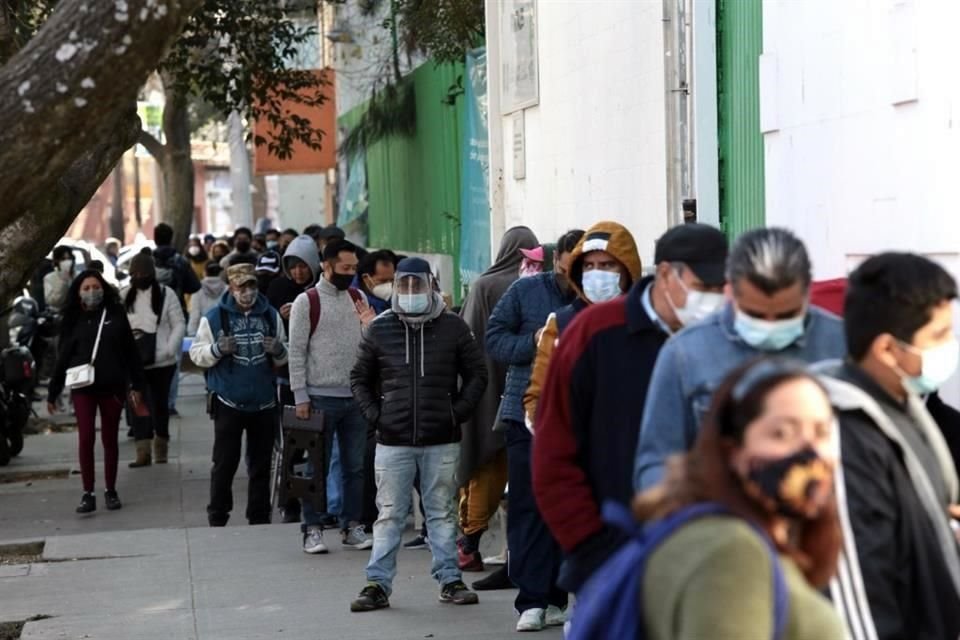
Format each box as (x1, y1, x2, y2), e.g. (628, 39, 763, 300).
(394, 272, 433, 315)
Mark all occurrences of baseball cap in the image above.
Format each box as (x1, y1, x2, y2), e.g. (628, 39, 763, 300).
(396, 257, 432, 275)
(255, 252, 281, 274)
(519, 246, 544, 262)
(226, 263, 257, 288)
(654, 223, 729, 286)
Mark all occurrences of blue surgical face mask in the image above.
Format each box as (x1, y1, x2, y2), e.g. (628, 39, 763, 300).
(734, 308, 806, 351)
(399, 293, 429, 315)
(581, 269, 622, 303)
(897, 338, 960, 395)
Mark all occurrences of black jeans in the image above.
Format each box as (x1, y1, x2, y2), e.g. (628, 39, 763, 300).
(135, 365, 176, 440)
(506, 420, 568, 612)
(208, 401, 276, 526)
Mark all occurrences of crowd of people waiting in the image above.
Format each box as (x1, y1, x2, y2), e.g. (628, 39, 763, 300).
(33, 216, 960, 638)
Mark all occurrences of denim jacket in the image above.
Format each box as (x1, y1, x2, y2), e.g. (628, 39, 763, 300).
(633, 302, 846, 489)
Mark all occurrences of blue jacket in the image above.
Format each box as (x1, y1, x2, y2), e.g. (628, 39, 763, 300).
(189, 291, 287, 412)
(485, 272, 574, 424)
(634, 302, 846, 489)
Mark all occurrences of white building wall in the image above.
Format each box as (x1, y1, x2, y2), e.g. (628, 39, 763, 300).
(490, 0, 671, 265)
(762, 0, 960, 280)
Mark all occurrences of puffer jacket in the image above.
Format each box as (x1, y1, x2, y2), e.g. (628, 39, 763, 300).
(351, 294, 488, 447)
(485, 271, 574, 425)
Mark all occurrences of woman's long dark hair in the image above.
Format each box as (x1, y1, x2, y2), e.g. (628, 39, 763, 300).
(61, 270, 121, 329)
(633, 357, 842, 588)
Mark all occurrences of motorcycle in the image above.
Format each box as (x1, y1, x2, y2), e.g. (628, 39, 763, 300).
(1, 297, 41, 465)
(0, 345, 34, 465)
(8, 295, 59, 384)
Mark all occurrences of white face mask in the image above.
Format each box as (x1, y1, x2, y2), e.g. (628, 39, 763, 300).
(734, 308, 806, 351)
(372, 282, 393, 300)
(581, 269, 622, 303)
(59, 259, 73, 272)
(897, 338, 960, 395)
(666, 272, 725, 327)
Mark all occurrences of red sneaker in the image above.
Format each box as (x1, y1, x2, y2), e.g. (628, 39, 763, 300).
(458, 547, 485, 572)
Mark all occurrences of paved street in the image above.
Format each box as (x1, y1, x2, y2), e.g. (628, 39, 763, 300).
(0, 375, 544, 639)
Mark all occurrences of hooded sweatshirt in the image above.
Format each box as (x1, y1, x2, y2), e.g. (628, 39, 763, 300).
(189, 291, 287, 412)
(523, 222, 642, 425)
(188, 277, 226, 335)
(267, 234, 321, 333)
(288, 276, 368, 404)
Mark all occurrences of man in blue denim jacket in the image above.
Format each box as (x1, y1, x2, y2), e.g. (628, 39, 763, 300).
(634, 228, 846, 490)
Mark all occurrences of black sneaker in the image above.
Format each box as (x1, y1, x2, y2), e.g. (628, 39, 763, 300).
(439, 580, 479, 605)
(104, 490, 122, 511)
(403, 535, 429, 550)
(76, 492, 96, 514)
(350, 583, 390, 612)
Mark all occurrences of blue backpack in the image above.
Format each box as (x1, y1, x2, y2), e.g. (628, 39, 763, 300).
(567, 501, 789, 640)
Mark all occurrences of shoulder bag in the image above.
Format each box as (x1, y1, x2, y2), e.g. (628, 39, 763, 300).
(64, 309, 107, 390)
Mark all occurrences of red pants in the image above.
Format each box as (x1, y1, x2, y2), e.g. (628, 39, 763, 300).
(72, 391, 124, 493)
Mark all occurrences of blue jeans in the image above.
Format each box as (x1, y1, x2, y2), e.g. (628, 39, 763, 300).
(327, 433, 342, 517)
(366, 443, 461, 595)
(301, 396, 366, 532)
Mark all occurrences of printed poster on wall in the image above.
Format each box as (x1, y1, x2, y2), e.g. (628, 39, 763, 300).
(500, 0, 539, 114)
(460, 47, 492, 288)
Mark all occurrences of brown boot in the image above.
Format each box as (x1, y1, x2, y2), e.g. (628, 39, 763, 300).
(154, 437, 169, 464)
(128, 440, 152, 468)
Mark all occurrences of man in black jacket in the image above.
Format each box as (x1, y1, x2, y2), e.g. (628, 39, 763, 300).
(349, 257, 488, 613)
(820, 252, 960, 640)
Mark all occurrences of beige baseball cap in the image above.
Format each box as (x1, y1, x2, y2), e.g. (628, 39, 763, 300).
(226, 263, 257, 288)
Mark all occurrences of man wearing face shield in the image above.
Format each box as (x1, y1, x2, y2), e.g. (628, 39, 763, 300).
(529, 223, 727, 592)
(190, 264, 288, 527)
(349, 258, 487, 612)
(634, 227, 846, 490)
(816, 253, 960, 640)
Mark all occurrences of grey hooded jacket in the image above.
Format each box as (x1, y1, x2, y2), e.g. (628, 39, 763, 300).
(815, 361, 960, 640)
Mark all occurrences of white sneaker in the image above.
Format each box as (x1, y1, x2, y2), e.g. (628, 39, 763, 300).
(302, 526, 328, 554)
(516, 608, 546, 632)
(545, 605, 569, 627)
(342, 525, 373, 550)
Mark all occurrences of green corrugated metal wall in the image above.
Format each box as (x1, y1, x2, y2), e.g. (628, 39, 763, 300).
(717, 0, 765, 237)
(340, 62, 465, 297)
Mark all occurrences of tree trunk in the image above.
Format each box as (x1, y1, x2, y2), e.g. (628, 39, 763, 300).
(160, 82, 194, 251)
(0, 110, 141, 305)
(0, 0, 204, 303)
(110, 160, 125, 240)
(0, 0, 204, 232)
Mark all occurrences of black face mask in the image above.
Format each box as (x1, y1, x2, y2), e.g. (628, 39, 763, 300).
(236, 239, 252, 253)
(739, 446, 833, 520)
(132, 276, 154, 291)
(329, 272, 354, 291)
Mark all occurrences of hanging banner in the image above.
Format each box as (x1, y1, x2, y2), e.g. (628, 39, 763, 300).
(338, 151, 369, 247)
(459, 47, 491, 288)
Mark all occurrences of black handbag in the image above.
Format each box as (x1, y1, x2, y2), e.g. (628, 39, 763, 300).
(132, 330, 157, 366)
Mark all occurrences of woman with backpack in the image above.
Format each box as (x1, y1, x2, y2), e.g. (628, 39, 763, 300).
(123, 253, 186, 468)
(47, 270, 145, 514)
(570, 358, 844, 639)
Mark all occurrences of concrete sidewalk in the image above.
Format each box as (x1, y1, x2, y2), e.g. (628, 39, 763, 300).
(0, 377, 546, 639)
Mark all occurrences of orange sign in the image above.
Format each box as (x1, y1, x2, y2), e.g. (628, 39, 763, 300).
(253, 68, 338, 176)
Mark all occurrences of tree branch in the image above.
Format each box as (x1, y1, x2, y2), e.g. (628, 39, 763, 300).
(138, 128, 167, 163)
